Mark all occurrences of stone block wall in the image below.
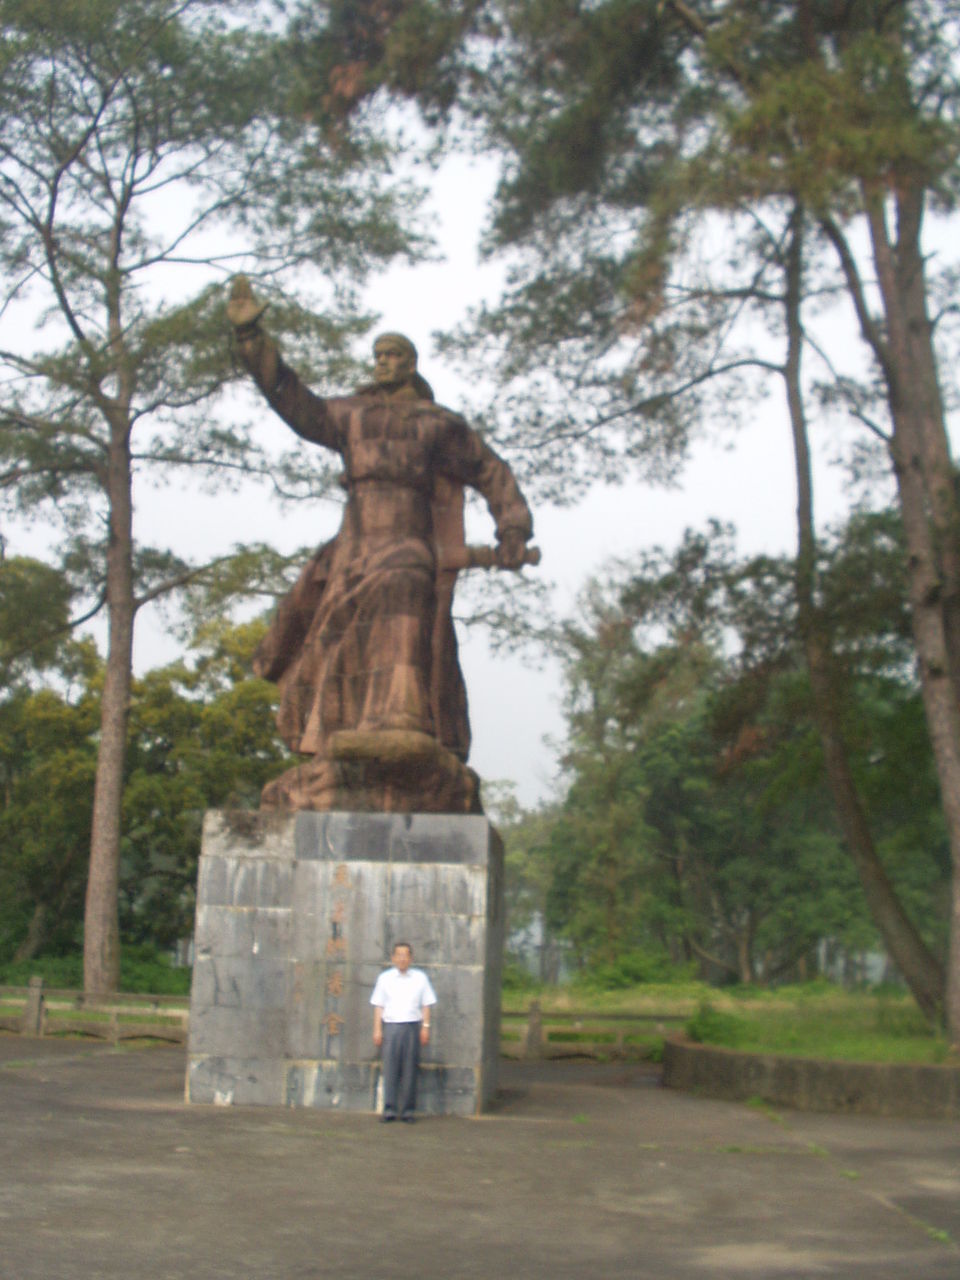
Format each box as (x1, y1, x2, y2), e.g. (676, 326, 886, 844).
(662, 1036, 960, 1118)
(186, 810, 504, 1116)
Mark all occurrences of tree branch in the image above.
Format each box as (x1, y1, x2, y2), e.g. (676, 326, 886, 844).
(819, 215, 894, 384)
(133, 550, 264, 612)
(0, 585, 107, 672)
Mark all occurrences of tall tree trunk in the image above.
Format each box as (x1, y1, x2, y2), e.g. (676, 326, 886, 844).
(859, 191, 960, 1038)
(786, 208, 945, 1019)
(83, 424, 135, 995)
(887, 439, 960, 1035)
(865, 190, 960, 694)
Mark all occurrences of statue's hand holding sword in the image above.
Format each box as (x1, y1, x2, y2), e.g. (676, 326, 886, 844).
(440, 544, 541, 571)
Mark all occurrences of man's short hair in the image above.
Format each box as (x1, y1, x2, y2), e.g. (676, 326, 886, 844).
(392, 941, 413, 956)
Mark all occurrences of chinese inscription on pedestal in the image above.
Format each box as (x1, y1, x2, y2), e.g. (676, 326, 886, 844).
(322, 864, 352, 1055)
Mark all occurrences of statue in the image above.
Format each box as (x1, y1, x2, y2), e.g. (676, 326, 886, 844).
(227, 277, 536, 814)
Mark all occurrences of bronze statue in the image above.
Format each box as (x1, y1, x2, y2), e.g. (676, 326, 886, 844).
(227, 277, 536, 814)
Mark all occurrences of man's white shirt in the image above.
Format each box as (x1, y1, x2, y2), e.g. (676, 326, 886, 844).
(370, 967, 437, 1023)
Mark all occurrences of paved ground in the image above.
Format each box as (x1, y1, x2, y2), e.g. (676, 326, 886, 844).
(2, 1035, 959, 1279)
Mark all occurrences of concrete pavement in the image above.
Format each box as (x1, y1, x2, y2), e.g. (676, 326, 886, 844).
(1, 1035, 958, 1279)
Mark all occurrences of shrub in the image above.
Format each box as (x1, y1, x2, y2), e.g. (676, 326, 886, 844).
(119, 944, 191, 995)
(0, 954, 83, 989)
(0, 945, 190, 994)
(585, 949, 695, 989)
(686, 1001, 750, 1047)
(502, 962, 542, 994)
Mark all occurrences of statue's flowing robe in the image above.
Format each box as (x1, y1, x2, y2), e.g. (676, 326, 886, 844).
(247, 357, 532, 763)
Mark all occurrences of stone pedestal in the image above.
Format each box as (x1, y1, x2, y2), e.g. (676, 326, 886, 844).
(185, 810, 504, 1116)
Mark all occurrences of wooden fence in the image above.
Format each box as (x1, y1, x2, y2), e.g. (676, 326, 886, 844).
(0, 978, 189, 1045)
(1, 983, 685, 1060)
(501, 1000, 686, 1061)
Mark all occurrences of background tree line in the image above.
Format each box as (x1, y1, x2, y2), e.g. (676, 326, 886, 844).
(499, 511, 948, 989)
(1, 506, 949, 1005)
(0, 585, 285, 969)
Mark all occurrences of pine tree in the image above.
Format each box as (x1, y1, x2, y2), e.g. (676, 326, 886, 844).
(0, 0, 421, 992)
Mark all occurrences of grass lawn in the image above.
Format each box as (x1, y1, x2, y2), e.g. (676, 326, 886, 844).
(503, 980, 954, 1065)
(4, 963, 952, 1065)
(685, 985, 954, 1064)
(502, 979, 709, 1018)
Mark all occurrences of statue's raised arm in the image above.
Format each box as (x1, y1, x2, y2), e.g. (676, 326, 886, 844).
(228, 276, 343, 451)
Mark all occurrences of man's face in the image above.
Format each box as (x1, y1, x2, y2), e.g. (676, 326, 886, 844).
(392, 945, 413, 973)
(373, 338, 415, 388)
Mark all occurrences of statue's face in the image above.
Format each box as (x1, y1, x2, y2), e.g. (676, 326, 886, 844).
(373, 337, 416, 388)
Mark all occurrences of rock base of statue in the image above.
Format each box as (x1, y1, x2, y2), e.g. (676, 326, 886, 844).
(185, 809, 504, 1116)
(259, 730, 482, 814)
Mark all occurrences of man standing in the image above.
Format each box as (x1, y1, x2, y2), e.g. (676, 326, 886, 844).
(370, 942, 437, 1123)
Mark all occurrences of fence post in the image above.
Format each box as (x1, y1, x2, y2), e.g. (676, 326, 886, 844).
(23, 975, 44, 1036)
(522, 999, 544, 1060)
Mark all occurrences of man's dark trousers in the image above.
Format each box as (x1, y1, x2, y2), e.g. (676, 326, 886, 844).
(381, 1021, 420, 1119)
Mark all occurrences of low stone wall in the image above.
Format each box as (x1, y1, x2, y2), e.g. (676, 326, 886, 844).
(662, 1036, 960, 1119)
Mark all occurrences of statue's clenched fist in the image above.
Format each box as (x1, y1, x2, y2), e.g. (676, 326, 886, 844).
(226, 274, 268, 330)
(496, 528, 529, 570)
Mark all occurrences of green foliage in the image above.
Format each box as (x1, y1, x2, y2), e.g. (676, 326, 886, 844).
(117, 944, 191, 995)
(514, 514, 946, 988)
(583, 949, 695, 990)
(686, 1001, 751, 1049)
(0, 676, 100, 964)
(0, 618, 290, 963)
(0, 943, 190, 993)
(119, 630, 288, 948)
(685, 987, 948, 1064)
(0, 954, 84, 989)
(504, 981, 946, 1062)
(0, 557, 73, 687)
(501, 962, 542, 994)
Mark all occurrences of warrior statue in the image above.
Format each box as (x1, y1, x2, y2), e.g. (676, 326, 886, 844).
(227, 276, 536, 813)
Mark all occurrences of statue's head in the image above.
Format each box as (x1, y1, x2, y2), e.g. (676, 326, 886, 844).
(371, 333, 434, 400)
(373, 333, 417, 388)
